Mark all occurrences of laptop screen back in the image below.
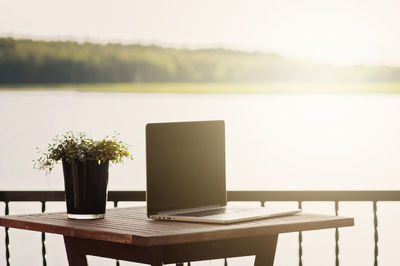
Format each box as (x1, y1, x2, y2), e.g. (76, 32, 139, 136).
(146, 120, 226, 216)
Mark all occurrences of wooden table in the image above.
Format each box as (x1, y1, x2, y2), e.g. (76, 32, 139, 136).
(0, 207, 353, 266)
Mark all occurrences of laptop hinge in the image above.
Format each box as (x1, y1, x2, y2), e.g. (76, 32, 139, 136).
(155, 204, 226, 216)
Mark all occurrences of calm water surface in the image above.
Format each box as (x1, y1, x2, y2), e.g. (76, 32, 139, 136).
(0, 91, 399, 266)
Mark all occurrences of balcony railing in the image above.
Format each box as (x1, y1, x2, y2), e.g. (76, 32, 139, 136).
(1, 190, 399, 266)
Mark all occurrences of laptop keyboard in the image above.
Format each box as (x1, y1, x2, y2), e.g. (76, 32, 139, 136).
(174, 207, 252, 217)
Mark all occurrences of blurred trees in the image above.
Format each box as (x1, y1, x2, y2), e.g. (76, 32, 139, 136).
(0, 37, 400, 84)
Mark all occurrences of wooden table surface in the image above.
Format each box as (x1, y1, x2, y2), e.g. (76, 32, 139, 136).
(0, 206, 354, 247)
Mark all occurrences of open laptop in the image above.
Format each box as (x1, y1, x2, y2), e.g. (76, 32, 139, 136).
(146, 120, 300, 224)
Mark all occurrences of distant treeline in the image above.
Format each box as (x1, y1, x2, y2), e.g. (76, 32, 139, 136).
(1, 37, 400, 83)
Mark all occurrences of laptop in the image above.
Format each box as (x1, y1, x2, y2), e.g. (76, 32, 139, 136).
(146, 120, 300, 224)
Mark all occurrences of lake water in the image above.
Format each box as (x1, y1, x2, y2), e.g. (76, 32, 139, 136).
(0, 91, 399, 265)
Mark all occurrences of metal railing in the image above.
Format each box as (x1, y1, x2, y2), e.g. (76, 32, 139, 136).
(1, 190, 400, 266)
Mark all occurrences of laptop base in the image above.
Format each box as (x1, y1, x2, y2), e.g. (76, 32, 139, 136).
(150, 206, 300, 224)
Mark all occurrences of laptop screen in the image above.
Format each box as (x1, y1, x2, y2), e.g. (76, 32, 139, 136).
(146, 120, 226, 216)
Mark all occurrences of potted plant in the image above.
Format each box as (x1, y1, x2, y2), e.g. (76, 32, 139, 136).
(34, 131, 133, 219)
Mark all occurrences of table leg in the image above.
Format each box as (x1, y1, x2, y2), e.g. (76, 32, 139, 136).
(150, 247, 164, 266)
(63, 236, 163, 266)
(64, 236, 88, 266)
(62, 234, 277, 266)
(254, 234, 278, 266)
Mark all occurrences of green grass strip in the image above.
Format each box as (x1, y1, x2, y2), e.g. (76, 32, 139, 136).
(2, 82, 400, 94)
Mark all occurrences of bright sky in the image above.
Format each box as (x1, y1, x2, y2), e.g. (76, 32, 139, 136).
(1, 0, 399, 66)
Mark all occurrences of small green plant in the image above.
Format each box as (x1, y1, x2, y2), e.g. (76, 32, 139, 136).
(34, 131, 133, 174)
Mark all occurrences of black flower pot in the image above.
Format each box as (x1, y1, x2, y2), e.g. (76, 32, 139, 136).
(62, 159, 109, 219)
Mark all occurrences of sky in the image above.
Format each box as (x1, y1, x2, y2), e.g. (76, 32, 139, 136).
(0, 0, 400, 66)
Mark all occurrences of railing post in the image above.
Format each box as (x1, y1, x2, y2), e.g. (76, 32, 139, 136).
(41, 201, 47, 266)
(335, 201, 339, 266)
(298, 201, 303, 266)
(5, 201, 10, 266)
(373, 201, 378, 266)
(113, 201, 120, 266)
